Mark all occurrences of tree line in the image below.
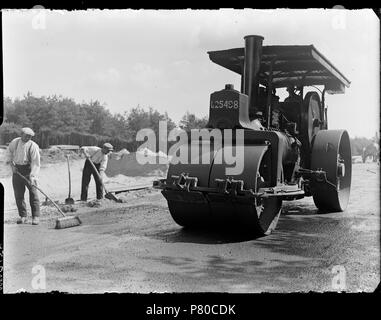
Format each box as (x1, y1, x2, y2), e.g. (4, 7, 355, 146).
(1, 93, 208, 151)
(350, 136, 378, 157)
(0, 93, 376, 155)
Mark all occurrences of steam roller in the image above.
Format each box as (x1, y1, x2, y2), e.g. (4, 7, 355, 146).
(154, 35, 352, 236)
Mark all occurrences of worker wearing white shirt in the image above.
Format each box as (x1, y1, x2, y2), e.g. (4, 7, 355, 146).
(6, 127, 41, 225)
(80, 143, 113, 201)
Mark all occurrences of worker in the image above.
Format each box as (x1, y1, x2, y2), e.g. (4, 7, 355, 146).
(80, 143, 114, 201)
(285, 85, 302, 102)
(6, 127, 41, 225)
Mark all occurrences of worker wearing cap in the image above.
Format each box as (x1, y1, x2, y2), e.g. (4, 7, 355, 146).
(80, 143, 113, 201)
(6, 127, 41, 225)
(285, 85, 302, 102)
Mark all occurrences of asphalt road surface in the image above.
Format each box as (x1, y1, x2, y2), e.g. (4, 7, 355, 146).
(3, 163, 379, 293)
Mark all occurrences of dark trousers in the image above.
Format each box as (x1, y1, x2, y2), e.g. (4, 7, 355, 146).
(12, 165, 40, 218)
(81, 159, 103, 200)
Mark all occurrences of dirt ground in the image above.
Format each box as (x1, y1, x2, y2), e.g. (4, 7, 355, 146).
(2, 158, 380, 293)
(1, 150, 166, 221)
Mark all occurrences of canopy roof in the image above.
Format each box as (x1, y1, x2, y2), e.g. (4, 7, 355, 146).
(208, 45, 350, 94)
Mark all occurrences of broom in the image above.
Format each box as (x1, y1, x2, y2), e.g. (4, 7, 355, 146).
(13, 169, 82, 229)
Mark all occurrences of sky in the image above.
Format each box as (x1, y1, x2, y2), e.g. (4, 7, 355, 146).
(2, 9, 380, 138)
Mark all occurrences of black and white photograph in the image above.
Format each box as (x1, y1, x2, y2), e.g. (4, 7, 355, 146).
(0, 8, 379, 295)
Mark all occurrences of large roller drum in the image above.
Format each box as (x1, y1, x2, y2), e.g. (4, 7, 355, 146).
(162, 143, 282, 235)
(207, 145, 281, 235)
(163, 142, 216, 228)
(310, 130, 352, 212)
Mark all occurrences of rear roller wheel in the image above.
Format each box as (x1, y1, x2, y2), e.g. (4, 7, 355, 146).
(310, 130, 352, 212)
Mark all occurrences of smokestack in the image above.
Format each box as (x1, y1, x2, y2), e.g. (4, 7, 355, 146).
(243, 35, 264, 119)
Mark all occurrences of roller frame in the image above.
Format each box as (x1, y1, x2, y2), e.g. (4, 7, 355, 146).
(157, 144, 290, 234)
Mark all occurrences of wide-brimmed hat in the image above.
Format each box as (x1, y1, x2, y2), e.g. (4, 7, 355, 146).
(103, 143, 114, 151)
(21, 127, 35, 136)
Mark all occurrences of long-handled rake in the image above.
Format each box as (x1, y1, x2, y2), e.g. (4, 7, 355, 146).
(14, 169, 81, 229)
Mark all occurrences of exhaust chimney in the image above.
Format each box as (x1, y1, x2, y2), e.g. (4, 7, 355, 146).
(243, 35, 264, 120)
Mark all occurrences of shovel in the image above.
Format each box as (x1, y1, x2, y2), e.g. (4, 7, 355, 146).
(84, 154, 121, 203)
(65, 154, 75, 205)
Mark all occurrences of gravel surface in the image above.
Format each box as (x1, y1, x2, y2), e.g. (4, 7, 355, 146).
(3, 162, 380, 293)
